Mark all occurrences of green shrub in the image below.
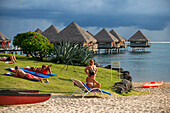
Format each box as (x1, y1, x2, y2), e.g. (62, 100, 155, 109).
(52, 41, 94, 66)
(13, 31, 54, 60)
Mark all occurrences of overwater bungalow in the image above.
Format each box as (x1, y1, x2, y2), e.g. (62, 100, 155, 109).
(110, 29, 127, 49)
(0, 32, 11, 49)
(42, 25, 60, 43)
(53, 22, 97, 51)
(35, 28, 43, 34)
(128, 30, 152, 51)
(94, 28, 119, 53)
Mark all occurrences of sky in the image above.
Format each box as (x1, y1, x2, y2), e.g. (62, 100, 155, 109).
(0, 0, 170, 42)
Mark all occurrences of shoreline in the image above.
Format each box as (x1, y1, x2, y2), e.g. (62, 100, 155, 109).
(0, 82, 169, 113)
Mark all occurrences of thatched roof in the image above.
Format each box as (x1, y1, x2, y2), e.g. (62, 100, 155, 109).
(0, 32, 11, 42)
(128, 30, 150, 42)
(110, 29, 126, 42)
(42, 25, 60, 42)
(53, 22, 97, 43)
(94, 28, 119, 43)
(35, 28, 43, 34)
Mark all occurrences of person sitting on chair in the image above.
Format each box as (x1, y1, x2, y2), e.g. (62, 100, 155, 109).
(13, 66, 49, 83)
(86, 72, 101, 90)
(0, 55, 17, 63)
(31, 64, 52, 74)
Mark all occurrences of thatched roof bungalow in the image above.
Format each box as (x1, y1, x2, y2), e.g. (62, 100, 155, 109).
(110, 29, 127, 48)
(128, 30, 151, 47)
(0, 32, 11, 49)
(35, 28, 43, 34)
(53, 22, 97, 50)
(42, 25, 60, 43)
(94, 28, 119, 49)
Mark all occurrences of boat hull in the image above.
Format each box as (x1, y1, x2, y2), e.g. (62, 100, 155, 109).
(143, 81, 163, 88)
(0, 93, 51, 105)
(0, 89, 39, 94)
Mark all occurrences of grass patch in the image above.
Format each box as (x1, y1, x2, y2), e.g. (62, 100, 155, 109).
(0, 53, 142, 96)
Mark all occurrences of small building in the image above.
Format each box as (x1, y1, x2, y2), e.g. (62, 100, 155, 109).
(128, 30, 152, 51)
(94, 28, 119, 49)
(35, 28, 43, 34)
(110, 29, 127, 49)
(42, 25, 60, 43)
(128, 30, 151, 47)
(0, 32, 11, 49)
(53, 22, 97, 51)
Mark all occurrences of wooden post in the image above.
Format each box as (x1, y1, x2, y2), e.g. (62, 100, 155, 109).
(110, 49, 112, 54)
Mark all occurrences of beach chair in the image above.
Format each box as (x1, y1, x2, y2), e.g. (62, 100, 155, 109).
(71, 78, 111, 98)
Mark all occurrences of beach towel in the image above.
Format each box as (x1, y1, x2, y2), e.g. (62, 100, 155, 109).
(6, 68, 49, 78)
(0, 60, 13, 64)
(5, 61, 14, 64)
(24, 66, 58, 76)
(20, 68, 51, 78)
(4, 73, 40, 82)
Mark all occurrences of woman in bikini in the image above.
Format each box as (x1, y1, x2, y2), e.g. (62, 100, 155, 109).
(0, 55, 17, 63)
(84, 59, 97, 79)
(31, 64, 52, 74)
(86, 71, 101, 90)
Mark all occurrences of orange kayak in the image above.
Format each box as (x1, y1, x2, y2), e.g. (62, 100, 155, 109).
(143, 81, 163, 88)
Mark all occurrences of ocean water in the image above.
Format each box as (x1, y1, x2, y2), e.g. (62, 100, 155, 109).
(94, 43, 170, 82)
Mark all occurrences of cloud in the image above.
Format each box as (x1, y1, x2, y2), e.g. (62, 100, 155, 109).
(83, 22, 170, 42)
(0, 17, 52, 40)
(0, 0, 169, 31)
(0, 0, 170, 41)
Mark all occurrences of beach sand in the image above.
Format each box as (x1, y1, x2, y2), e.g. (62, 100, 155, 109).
(0, 82, 169, 113)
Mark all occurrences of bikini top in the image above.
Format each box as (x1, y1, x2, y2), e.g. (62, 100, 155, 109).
(89, 67, 96, 75)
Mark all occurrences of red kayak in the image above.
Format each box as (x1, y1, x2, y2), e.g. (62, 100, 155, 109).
(143, 81, 163, 88)
(0, 90, 51, 105)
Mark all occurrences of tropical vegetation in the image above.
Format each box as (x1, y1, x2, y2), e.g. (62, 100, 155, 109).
(52, 41, 94, 66)
(13, 31, 54, 60)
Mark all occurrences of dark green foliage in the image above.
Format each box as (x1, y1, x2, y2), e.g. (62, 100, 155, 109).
(52, 41, 94, 66)
(13, 31, 54, 60)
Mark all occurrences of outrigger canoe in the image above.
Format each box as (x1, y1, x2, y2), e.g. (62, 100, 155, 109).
(143, 81, 163, 88)
(0, 89, 51, 105)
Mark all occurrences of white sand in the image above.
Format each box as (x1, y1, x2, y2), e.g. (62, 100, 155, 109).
(0, 82, 170, 113)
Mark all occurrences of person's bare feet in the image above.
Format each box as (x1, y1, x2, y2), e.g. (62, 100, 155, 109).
(40, 79, 44, 83)
(46, 79, 49, 83)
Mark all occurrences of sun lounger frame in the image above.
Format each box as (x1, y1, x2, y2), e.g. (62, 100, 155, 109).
(71, 78, 104, 98)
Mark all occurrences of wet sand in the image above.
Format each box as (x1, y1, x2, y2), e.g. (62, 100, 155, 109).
(0, 82, 170, 113)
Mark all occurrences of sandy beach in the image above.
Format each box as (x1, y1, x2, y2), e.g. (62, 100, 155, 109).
(0, 82, 169, 113)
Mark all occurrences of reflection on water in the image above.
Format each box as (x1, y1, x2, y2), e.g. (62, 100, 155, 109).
(94, 43, 170, 82)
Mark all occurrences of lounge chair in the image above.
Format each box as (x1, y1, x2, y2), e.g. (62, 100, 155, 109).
(70, 78, 111, 98)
